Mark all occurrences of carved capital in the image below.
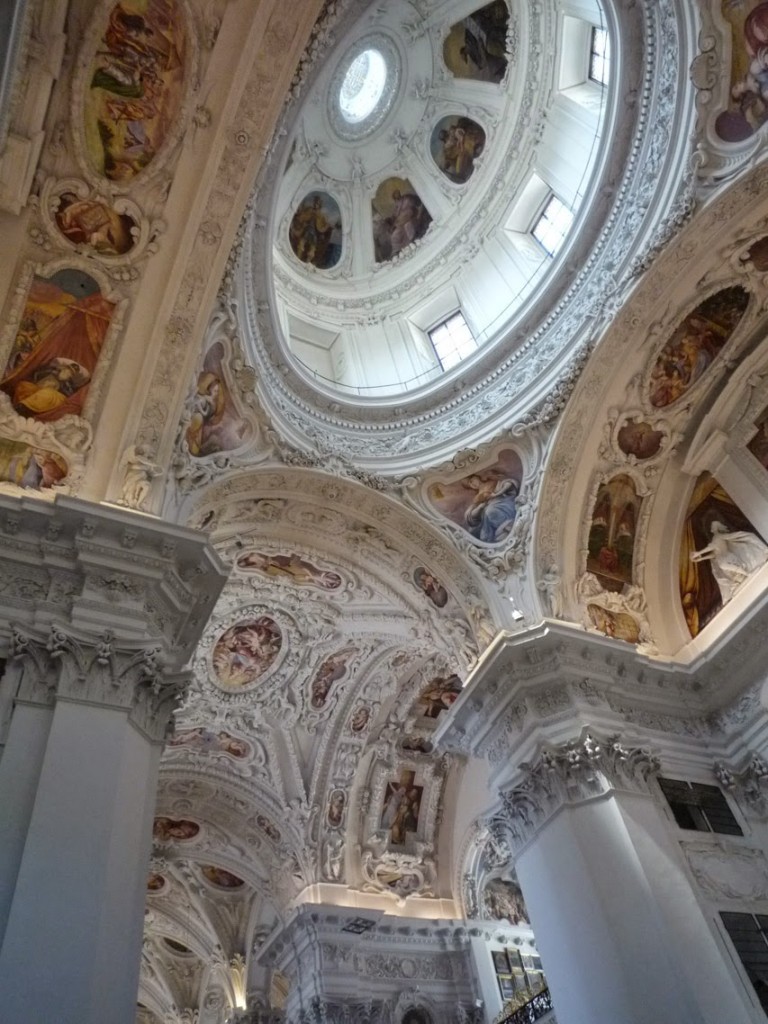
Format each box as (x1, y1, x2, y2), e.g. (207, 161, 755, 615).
(715, 754, 768, 816)
(9, 622, 190, 741)
(500, 730, 660, 851)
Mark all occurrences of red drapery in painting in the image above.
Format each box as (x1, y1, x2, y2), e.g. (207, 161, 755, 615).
(1, 285, 114, 421)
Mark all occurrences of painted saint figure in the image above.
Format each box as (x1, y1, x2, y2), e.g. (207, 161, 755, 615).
(464, 474, 518, 543)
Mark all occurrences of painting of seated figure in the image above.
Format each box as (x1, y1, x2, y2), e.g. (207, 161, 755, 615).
(442, 1, 509, 84)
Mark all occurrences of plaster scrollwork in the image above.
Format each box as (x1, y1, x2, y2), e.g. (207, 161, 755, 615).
(359, 846, 437, 902)
(682, 840, 768, 902)
(500, 731, 660, 850)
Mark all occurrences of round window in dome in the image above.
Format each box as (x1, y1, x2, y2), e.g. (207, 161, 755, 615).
(328, 35, 401, 141)
(339, 48, 388, 124)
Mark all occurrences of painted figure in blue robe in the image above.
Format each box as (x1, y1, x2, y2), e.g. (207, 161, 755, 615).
(464, 474, 519, 542)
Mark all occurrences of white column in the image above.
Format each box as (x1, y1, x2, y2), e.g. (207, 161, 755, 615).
(507, 736, 757, 1024)
(0, 495, 228, 1024)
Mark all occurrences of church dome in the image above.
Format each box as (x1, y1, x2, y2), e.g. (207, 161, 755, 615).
(240, 0, 691, 470)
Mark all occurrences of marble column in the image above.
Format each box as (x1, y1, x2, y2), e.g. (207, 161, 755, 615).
(0, 494, 228, 1024)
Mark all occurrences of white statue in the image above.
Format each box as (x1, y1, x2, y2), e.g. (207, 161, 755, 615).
(690, 520, 768, 603)
(119, 444, 161, 510)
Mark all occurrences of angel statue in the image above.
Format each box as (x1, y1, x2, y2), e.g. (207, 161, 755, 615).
(690, 520, 768, 603)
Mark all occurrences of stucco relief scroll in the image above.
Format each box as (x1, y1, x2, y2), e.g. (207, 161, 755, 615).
(682, 841, 768, 901)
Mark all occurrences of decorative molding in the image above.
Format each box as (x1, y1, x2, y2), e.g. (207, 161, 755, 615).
(714, 754, 768, 816)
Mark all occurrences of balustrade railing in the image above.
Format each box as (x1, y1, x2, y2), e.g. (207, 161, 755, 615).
(498, 988, 554, 1024)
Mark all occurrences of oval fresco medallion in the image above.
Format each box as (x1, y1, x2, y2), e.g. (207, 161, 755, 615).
(147, 872, 166, 893)
(237, 551, 342, 590)
(430, 116, 485, 183)
(186, 341, 252, 458)
(427, 448, 522, 544)
(350, 704, 370, 733)
(413, 566, 448, 607)
(212, 616, 282, 689)
(327, 788, 345, 828)
(83, 0, 188, 183)
(255, 814, 281, 843)
(289, 192, 342, 269)
(648, 287, 749, 409)
(201, 865, 245, 890)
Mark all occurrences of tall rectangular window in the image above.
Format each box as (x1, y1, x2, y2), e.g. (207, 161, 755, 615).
(721, 912, 768, 1010)
(658, 778, 743, 836)
(589, 26, 610, 85)
(428, 311, 478, 371)
(532, 195, 574, 257)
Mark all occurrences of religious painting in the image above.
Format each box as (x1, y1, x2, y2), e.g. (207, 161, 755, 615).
(648, 287, 749, 408)
(153, 816, 200, 842)
(310, 645, 359, 709)
(483, 877, 529, 925)
(212, 617, 282, 689)
(413, 566, 448, 608)
(0, 269, 115, 422)
(744, 234, 768, 271)
(748, 404, 768, 471)
(186, 341, 250, 457)
(350, 705, 371, 733)
(255, 814, 281, 843)
(237, 551, 342, 590)
(168, 726, 250, 759)
(327, 789, 345, 828)
(372, 178, 432, 263)
(289, 192, 342, 269)
(586, 474, 641, 591)
(201, 865, 244, 889)
(715, 1, 768, 142)
(0, 438, 68, 489)
(427, 449, 523, 544)
(586, 604, 641, 644)
(430, 115, 486, 183)
(442, 1, 509, 84)
(84, 0, 187, 182)
(147, 872, 166, 893)
(679, 473, 763, 637)
(381, 769, 424, 846)
(54, 191, 136, 255)
(617, 419, 664, 461)
(415, 673, 462, 719)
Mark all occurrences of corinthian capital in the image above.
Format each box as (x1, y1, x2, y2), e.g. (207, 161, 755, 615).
(500, 730, 660, 851)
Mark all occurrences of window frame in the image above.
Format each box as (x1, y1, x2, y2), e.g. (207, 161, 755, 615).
(657, 777, 744, 836)
(426, 309, 478, 371)
(588, 25, 610, 86)
(531, 194, 574, 258)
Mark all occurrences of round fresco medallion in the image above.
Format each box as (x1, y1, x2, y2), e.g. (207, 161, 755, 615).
(201, 865, 245, 889)
(147, 872, 166, 893)
(212, 616, 282, 689)
(152, 816, 200, 842)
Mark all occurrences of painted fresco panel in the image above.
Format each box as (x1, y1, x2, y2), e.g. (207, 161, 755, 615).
(443, 1, 509, 83)
(1, 270, 115, 422)
(415, 673, 462, 720)
(0, 437, 67, 489)
(153, 817, 199, 841)
(430, 115, 486, 183)
(586, 474, 641, 591)
(310, 646, 359, 708)
(413, 566, 447, 607)
(186, 341, 250, 457)
(427, 449, 522, 544)
(372, 178, 432, 263)
(587, 604, 640, 643)
(168, 727, 250, 759)
(201, 865, 244, 889)
(289, 192, 342, 269)
(716, 1, 768, 142)
(212, 617, 282, 689)
(55, 192, 137, 255)
(648, 287, 749, 408)
(237, 551, 342, 590)
(617, 419, 663, 460)
(85, 0, 187, 181)
(679, 472, 761, 637)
